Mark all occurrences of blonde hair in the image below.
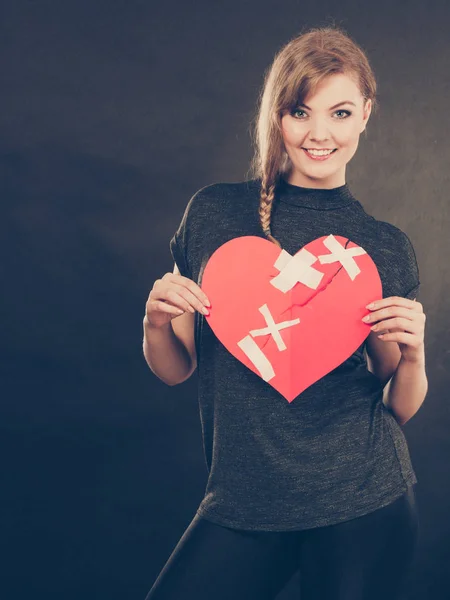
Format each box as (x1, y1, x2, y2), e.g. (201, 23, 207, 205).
(247, 24, 378, 248)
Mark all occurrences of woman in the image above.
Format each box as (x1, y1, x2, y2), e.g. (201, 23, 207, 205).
(143, 25, 427, 600)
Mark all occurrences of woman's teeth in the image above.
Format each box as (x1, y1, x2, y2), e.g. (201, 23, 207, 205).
(305, 149, 335, 156)
(301, 148, 337, 161)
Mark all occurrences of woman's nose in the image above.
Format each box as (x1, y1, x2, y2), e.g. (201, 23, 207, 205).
(307, 120, 331, 141)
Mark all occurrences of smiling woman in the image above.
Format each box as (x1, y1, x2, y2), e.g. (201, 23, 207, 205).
(279, 72, 371, 183)
(145, 23, 425, 600)
(248, 29, 377, 249)
(282, 84, 369, 178)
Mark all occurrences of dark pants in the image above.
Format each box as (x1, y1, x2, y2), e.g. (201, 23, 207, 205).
(145, 485, 419, 600)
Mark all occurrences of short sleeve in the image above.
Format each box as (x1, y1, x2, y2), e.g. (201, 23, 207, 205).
(169, 187, 205, 281)
(170, 226, 191, 280)
(381, 225, 421, 301)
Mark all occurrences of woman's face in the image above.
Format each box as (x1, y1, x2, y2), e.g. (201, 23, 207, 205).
(280, 73, 372, 189)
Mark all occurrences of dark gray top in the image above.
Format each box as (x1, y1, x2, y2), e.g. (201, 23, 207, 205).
(169, 177, 420, 531)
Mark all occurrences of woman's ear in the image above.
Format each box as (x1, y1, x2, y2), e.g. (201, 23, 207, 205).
(361, 98, 372, 133)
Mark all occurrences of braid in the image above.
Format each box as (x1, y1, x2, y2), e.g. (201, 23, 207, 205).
(259, 178, 282, 249)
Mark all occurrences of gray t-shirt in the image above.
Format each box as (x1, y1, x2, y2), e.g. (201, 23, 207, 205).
(169, 177, 420, 532)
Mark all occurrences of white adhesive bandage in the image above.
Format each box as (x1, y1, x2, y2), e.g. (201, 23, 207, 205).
(270, 247, 324, 293)
(317, 234, 367, 281)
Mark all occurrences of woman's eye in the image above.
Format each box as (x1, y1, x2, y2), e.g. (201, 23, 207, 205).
(335, 110, 351, 118)
(292, 109, 351, 119)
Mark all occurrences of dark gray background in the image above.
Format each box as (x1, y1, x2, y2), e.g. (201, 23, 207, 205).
(1, 1, 448, 598)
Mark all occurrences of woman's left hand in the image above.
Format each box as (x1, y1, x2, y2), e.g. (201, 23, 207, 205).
(363, 297, 426, 363)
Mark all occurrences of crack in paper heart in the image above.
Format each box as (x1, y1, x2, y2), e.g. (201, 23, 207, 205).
(258, 239, 352, 350)
(201, 235, 381, 400)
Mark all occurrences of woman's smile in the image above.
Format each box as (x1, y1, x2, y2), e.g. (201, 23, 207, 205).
(302, 148, 338, 161)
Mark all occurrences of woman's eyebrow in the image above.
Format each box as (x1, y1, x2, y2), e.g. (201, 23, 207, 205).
(298, 101, 357, 110)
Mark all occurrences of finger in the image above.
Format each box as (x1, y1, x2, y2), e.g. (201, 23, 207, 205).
(167, 287, 208, 315)
(151, 299, 184, 316)
(366, 306, 418, 325)
(171, 273, 210, 307)
(376, 330, 420, 344)
(370, 317, 419, 334)
(367, 297, 421, 312)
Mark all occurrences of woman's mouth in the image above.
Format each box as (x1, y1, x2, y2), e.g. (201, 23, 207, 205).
(302, 148, 338, 161)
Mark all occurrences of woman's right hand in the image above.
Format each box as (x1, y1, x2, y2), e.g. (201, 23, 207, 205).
(145, 272, 211, 329)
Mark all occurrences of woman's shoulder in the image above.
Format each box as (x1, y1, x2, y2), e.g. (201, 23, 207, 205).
(374, 219, 416, 252)
(185, 178, 260, 210)
(194, 178, 260, 197)
(176, 179, 260, 230)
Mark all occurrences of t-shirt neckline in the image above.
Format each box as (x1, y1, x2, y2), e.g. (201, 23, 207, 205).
(275, 176, 356, 210)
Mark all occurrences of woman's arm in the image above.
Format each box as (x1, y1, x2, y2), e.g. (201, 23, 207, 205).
(366, 329, 402, 386)
(363, 296, 428, 425)
(382, 353, 428, 425)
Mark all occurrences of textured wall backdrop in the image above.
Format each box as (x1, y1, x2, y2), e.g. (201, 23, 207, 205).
(1, 1, 448, 598)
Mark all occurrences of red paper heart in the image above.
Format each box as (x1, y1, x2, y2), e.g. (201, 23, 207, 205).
(201, 235, 382, 402)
